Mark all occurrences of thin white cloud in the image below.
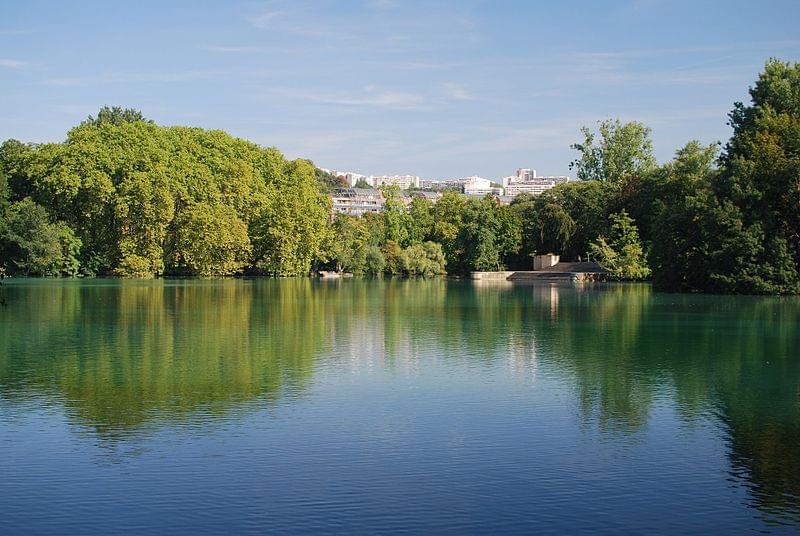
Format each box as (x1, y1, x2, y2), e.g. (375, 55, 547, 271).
(0, 59, 26, 68)
(248, 8, 355, 40)
(53, 104, 96, 116)
(268, 85, 427, 110)
(311, 89, 425, 109)
(247, 9, 286, 29)
(446, 126, 577, 155)
(364, 0, 397, 9)
(442, 82, 476, 101)
(43, 70, 216, 87)
(571, 39, 800, 60)
(201, 45, 262, 53)
(559, 51, 755, 88)
(392, 60, 463, 70)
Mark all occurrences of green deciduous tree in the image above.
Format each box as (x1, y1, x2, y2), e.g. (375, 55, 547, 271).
(250, 158, 332, 276)
(83, 106, 152, 126)
(570, 119, 657, 184)
(431, 190, 467, 268)
(651, 59, 800, 294)
(512, 180, 614, 262)
(590, 210, 650, 280)
(1, 198, 81, 276)
(382, 240, 404, 275)
(457, 196, 521, 272)
(364, 245, 386, 276)
(400, 241, 447, 277)
(706, 59, 800, 293)
(407, 197, 434, 244)
(327, 214, 370, 274)
(643, 141, 719, 290)
(173, 202, 251, 277)
(382, 190, 411, 246)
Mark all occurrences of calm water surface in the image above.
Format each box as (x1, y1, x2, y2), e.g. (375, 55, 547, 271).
(1, 279, 799, 534)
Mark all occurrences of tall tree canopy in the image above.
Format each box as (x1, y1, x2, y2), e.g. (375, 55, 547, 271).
(649, 59, 800, 294)
(570, 119, 657, 184)
(83, 106, 152, 126)
(0, 110, 330, 277)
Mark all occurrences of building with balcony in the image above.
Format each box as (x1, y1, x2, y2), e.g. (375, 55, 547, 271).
(330, 188, 385, 217)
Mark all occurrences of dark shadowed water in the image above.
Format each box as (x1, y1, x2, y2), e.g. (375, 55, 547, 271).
(1, 278, 799, 534)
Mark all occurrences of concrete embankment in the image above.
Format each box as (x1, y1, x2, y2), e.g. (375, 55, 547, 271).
(471, 262, 607, 282)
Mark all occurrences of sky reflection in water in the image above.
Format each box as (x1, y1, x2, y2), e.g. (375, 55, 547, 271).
(1, 279, 798, 534)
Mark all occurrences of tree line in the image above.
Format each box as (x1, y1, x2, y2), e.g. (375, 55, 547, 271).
(1, 60, 799, 293)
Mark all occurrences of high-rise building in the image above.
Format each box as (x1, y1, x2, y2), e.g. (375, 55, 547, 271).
(504, 168, 569, 197)
(516, 168, 537, 181)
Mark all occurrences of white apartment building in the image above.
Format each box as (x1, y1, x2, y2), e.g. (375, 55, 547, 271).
(462, 176, 503, 196)
(330, 188, 385, 217)
(342, 172, 368, 186)
(436, 178, 469, 190)
(516, 168, 537, 181)
(504, 176, 570, 196)
(371, 174, 420, 189)
(318, 168, 368, 187)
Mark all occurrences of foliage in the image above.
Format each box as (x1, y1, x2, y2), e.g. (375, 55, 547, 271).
(570, 119, 657, 184)
(3, 71, 800, 295)
(649, 59, 800, 293)
(327, 214, 370, 274)
(314, 166, 348, 191)
(400, 241, 447, 276)
(250, 158, 332, 276)
(0, 170, 9, 216)
(590, 210, 650, 280)
(457, 196, 521, 272)
(83, 106, 152, 126)
(512, 181, 613, 261)
(644, 142, 719, 290)
(430, 191, 467, 268)
(706, 59, 800, 293)
(0, 111, 331, 278)
(172, 202, 251, 277)
(382, 190, 411, 246)
(614, 140, 718, 246)
(407, 197, 434, 244)
(364, 246, 386, 275)
(1, 198, 81, 276)
(382, 240, 404, 275)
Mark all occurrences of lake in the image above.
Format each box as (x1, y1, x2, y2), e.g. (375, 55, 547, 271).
(1, 278, 799, 534)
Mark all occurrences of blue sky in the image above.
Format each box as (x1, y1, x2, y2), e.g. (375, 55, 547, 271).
(2, 1, 799, 179)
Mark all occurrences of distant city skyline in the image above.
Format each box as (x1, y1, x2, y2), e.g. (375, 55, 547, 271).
(2, 1, 800, 177)
(319, 166, 555, 182)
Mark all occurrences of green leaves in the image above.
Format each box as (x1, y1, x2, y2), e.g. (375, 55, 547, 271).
(174, 202, 251, 277)
(250, 158, 332, 276)
(570, 119, 657, 184)
(0, 198, 81, 276)
(0, 111, 335, 278)
(590, 210, 650, 280)
(512, 181, 613, 261)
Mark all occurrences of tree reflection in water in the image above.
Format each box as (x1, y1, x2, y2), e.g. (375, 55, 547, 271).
(0, 278, 798, 522)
